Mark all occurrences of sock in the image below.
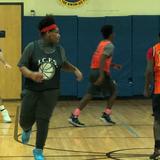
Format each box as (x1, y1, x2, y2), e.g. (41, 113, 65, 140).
(73, 108, 81, 117)
(104, 108, 112, 115)
(0, 105, 5, 112)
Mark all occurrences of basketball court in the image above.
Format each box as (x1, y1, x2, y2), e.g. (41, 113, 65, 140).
(0, 99, 153, 160)
(0, 2, 158, 160)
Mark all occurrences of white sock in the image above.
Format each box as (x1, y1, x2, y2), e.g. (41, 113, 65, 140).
(0, 105, 5, 111)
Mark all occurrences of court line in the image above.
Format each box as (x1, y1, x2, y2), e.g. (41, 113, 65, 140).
(13, 105, 152, 160)
(113, 114, 140, 138)
(106, 147, 152, 160)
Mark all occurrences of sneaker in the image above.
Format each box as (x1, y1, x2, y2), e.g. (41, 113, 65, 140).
(68, 114, 85, 127)
(21, 129, 31, 144)
(100, 112, 116, 124)
(1, 109, 12, 123)
(33, 148, 44, 160)
(150, 149, 160, 159)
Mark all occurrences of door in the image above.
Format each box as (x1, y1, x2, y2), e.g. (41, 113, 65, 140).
(0, 3, 22, 99)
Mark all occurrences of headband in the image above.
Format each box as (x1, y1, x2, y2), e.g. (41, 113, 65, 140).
(40, 24, 58, 33)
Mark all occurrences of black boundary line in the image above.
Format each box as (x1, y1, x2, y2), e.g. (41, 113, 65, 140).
(106, 147, 153, 160)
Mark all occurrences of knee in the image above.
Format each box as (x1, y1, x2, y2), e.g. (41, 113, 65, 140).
(112, 81, 117, 93)
(19, 116, 34, 130)
(36, 117, 49, 124)
(111, 87, 117, 97)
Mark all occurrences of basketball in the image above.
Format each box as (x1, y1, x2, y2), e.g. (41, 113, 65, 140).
(39, 62, 55, 80)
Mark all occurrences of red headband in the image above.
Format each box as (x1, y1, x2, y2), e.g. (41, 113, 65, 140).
(40, 24, 58, 33)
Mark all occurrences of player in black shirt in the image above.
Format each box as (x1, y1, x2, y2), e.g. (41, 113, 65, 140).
(18, 15, 83, 160)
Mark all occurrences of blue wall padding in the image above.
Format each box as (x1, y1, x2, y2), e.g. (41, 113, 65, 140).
(77, 17, 105, 97)
(55, 16, 78, 96)
(132, 16, 160, 95)
(105, 16, 133, 96)
(23, 16, 42, 48)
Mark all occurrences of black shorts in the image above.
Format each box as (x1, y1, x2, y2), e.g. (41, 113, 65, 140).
(87, 69, 116, 97)
(152, 94, 160, 120)
(20, 89, 59, 120)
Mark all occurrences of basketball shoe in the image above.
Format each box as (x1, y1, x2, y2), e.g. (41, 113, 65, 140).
(68, 114, 85, 127)
(100, 112, 116, 124)
(33, 148, 44, 160)
(22, 129, 31, 144)
(1, 107, 11, 123)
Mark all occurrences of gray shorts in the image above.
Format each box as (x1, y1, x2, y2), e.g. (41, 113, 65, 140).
(87, 69, 116, 97)
(20, 89, 59, 120)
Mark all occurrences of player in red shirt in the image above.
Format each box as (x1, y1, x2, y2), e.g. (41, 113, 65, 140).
(144, 33, 160, 159)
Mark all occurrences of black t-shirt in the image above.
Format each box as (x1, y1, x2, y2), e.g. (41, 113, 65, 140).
(18, 39, 67, 91)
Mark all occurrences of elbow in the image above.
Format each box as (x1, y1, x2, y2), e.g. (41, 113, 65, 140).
(19, 67, 22, 72)
(18, 66, 25, 73)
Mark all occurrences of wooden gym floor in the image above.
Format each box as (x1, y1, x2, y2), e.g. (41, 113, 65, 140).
(0, 99, 154, 160)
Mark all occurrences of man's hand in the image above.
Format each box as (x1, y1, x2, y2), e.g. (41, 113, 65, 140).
(112, 64, 122, 70)
(144, 87, 151, 97)
(4, 63, 12, 69)
(74, 69, 83, 81)
(94, 75, 104, 86)
(30, 72, 44, 83)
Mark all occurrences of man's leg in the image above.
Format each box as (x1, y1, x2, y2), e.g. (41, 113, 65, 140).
(69, 70, 103, 127)
(150, 94, 160, 159)
(20, 116, 35, 144)
(20, 90, 37, 144)
(33, 89, 59, 160)
(68, 93, 92, 127)
(100, 78, 117, 124)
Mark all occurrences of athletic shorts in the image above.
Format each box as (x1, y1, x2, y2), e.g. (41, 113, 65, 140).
(152, 94, 160, 120)
(20, 89, 59, 120)
(87, 69, 116, 97)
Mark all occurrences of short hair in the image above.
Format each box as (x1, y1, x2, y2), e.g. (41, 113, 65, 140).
(38, 14, 56, 35)
(101, 25, 113, 39)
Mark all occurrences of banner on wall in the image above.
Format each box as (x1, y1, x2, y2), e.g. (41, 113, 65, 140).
(59, 0, 87, 7)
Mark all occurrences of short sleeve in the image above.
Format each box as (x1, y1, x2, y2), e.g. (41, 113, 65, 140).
(146, 47, 153, 73)
(59, 46, 67, 63)
(103, 43, 114, 56)
(146, 47, 153, 60)
(18, 42, 34, 67)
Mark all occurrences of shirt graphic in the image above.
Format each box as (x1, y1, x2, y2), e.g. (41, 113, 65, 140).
(38, 58, 58, 80)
